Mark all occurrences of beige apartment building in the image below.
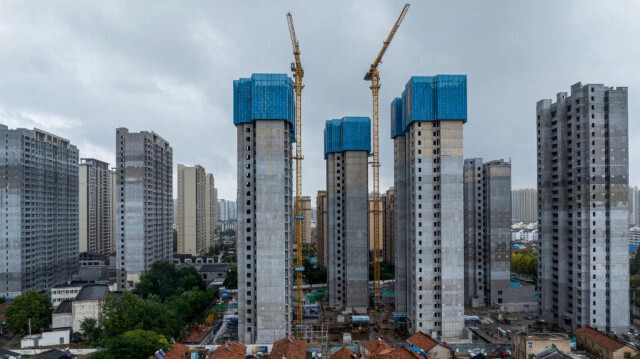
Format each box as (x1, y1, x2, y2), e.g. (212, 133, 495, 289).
(177, 164, 217, 256)
(512, 331, 571, 359)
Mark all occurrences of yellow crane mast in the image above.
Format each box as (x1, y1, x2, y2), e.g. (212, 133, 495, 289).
(286, 11, 305, 331)
(364, 3, 410, 304)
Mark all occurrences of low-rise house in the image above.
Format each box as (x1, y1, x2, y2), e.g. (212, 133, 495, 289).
(50, 282, 88, 308)
(380, 347, 422, 359)
(199, 264, 229, 283)
(181, 326, 214, 346)
(405, 331, 453, 359)
(21, 328, 70, 348)
(52, 300, 72, 329)
(534, 344, 572, 359)
(71, 284, 108, 333)
(31, 349, 75, 359)
(361, 339, 393, 357)
(0, 348, 21, 359)
(331, 347, 359, 359)
(270, 334, 307, 359)
(575, 326, 639, 359)
(511, 331, 571, 359)
(208, 341, 246, 359)
(163, 343, 190, 359)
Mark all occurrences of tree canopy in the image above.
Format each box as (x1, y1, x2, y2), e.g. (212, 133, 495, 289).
(3, 290, 52, 334)
(135, 261, 205, 301)
(511, 249, 538, 279)
(92, 330, 170, 359)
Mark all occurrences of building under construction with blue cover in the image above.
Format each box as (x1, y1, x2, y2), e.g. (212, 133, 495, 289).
(392, 75, 467, 339)
(234, 73, 294, 344)
(324, 116, 371, 310)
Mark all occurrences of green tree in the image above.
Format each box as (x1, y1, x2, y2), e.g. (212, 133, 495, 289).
(135, 261, 178, 301)
(511, 249, 538, 280)
(223, 266, 237, 289)
(99, 292, 146, 341)
(4, 291, 52, 334)
(0, 296, 5, 304)
(177, 266, 205, 292)
(631, 251, 640, 275)
(80, 318, 102, 345)
(100, 330, 170, 359)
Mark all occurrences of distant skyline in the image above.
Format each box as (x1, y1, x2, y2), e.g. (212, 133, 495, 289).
(0, 1, 639, 200)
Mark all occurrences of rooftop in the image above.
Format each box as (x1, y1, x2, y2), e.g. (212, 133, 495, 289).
(364, 338, 393, 356)
(270, 334, 307, 359)
(164, 343, 190, 359)
(209, 341, 246, 359)
(74, 284, 109, 301)
(181, 326, 213, 344)
(331, 347, 358, 359)
(406, 331, 447, 352)
(54, 300, 73, 314)
(200, 264, 229, 273)
(576, 326, 629, 352)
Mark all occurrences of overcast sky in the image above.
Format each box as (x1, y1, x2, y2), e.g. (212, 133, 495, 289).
(1, 1, 639, 201)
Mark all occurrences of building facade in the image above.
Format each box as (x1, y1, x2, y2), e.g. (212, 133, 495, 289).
(205, 174, 217, 248)
(295, 196, 312, 245)
(177, 164, 207, 256)
(392, 75, 467, 338)
(115, 128, 173, 286)
(368, 195, 385, 255)
(0, 125, 79, 298)
(629, 186, 640, 226)
(79, 158, 112, 255)
(463, 158, 536, 311)
(235, 73, 293, 344)
(512, 188, 538, 223)
(537, 83, 629, 333)
(316, 191, 327, 267)
(383, 188, 395, 264)
(217, 199, 237, 223)
(325, 117, 370, 310)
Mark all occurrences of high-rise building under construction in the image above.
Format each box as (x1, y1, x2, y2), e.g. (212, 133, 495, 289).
(234, 73, 294, 344)
(324, 117, 370, 310)
(392, 75, 467, 338)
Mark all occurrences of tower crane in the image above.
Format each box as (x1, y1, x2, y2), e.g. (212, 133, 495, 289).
(364, 3, 410, 304)
(286, 11, 305, 332)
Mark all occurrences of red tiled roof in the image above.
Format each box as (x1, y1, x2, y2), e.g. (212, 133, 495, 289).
(164, 343, 190, 359)
(364, 339, 393, 356)
(332, 347, 358, 359)
(181, 326, 213, 344)
(406, 331, 444, 352)
(386, 347, 422, 359)
(576, 326, 627, 352)
(0, 302, 10, 323)
(270, 335, 307, 359)
(209, 341, 246, 359)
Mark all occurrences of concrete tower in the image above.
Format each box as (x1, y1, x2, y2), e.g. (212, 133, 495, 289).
(177, 164, 207, 256)
(393, 75, 467, 338)
(205, 173, 217, 249)
(537, 82, 629, 333)
(79, 158, 112, 256)
(115, 128, 173, 286)
(463, 159, 536, 311)
(383, 188, 395, 265)
(234, 73, 294, 344)
(325, 117, 370, 310)
(316, 191, 328, 267)
(0, 125, 79, 298)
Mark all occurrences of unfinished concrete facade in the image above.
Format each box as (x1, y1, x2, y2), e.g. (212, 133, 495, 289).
(0, 125, 79, 298)
(464, 159, 536, 311)
(325, 117, 370, 310)
(205, 173, 217, 249)
(234, 74, 293, 344)
(177, 164, 207, 256)
(115, 128, 173, 286)
(512, 188, 538, 223)
(537, 82, 629, 334)
(316, 191, 327, 267)
(79, 158, 112, 256)
(383, 188, 395, 265)
(392, 75, 467, 339)
(392, 97, 409, 314)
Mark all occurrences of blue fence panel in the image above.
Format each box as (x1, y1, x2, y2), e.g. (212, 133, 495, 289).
(233, 78, 252, 125)
(233, 74, 295, 134)
(400, 75, 467, 128)
(324, 119, 342, 158)
(341, 117, 371, 152)
(390, 97, 404, 138)
(436, 75, 467, 121)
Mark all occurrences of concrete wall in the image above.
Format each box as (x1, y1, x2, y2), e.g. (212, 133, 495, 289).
(326, 151, 368, 309)
(52, 313, 72, 329)
(393, 135, 408, 313)
(537, 83, 629, 333)
(237, 120, 292, 344)
(72, 300, 103, 333)
(316, 191, 327, 267)
(21, 329, 70, 348)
